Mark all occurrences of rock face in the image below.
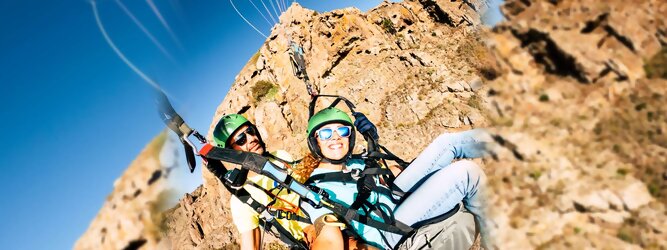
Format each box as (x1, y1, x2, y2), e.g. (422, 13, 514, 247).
(78, 0, 667, 249)
(74, 132, 182, 250)
(484, 0, 667, 248)
(163, 0, 492, 249)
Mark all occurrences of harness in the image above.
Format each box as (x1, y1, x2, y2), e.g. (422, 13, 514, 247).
(306, 95, 410, 209)
(158, 76, 458, 249)
(289, 44, 415, 235)
(196, 144, 417, 240)
(160, 92, 416, 246)
(161, 89, 415, 226)
(159, 93, 310, 249)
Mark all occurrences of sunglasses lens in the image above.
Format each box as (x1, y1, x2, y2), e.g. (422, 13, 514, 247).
(246, 126, 257, 136)
(316, 126, 352, 140)
(337, 126, 351, 137)
(317, 129, 333, 140)
(234, 133, 247, 146)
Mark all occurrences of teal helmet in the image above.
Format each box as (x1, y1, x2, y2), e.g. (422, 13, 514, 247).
(307, 107, 355, 163)
(213, 114, 264, 149)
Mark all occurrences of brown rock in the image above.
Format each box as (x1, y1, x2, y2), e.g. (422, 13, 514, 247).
(589, 211, 630, 227)
(74, 133, 179, 250)
(618, 181, 654, 211)
(573, 191, 610, 212)
(164, 0, 492, 248)
(484, 0, 667, 248)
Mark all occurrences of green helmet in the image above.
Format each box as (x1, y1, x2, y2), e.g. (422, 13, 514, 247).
(307, 107, 355, 163)
(213, 114, 252, 148)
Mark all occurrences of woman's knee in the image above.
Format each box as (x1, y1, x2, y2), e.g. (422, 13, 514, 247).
(434, 129, 484, 144)
(450, 160, 486, 181)
(434, 132, 458, 145)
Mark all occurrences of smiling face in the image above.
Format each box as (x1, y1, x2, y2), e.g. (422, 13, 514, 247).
(229, 124, 265, 154)
(315, 123, 351, 161)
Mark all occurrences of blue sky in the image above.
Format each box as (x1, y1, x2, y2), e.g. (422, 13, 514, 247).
(0, 0, 502, 249)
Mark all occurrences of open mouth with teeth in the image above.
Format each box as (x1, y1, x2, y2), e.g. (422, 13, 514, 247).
(328, 143, 343, 150)
(324, 141, 348, 159)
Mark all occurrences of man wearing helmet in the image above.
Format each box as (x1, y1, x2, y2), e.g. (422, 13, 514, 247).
(212, 114, 309, 250)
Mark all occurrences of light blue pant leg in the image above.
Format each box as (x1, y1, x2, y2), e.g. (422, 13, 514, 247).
(383, 160, 487, 248)
(393, 129, 489, 193)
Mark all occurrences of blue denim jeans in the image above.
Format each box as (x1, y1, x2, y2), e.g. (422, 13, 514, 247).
(384, 129, 490, 248)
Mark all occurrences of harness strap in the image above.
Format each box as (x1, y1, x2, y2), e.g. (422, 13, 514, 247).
(259, 212, 309, 250)
(205, 159, 309, 248)
(365, 200, 395, 229)
(244, 182, 312, 224)
(349, 173, 375, 210)
(367, 147, 410, 169)
(306, 166, 394, 212)
(202, 144, 414, 235)
(306, 168, 393, 184)
(326, 197, 413, 235)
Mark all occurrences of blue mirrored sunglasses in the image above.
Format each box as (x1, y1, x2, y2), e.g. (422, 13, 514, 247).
(316, 126, 352, 140)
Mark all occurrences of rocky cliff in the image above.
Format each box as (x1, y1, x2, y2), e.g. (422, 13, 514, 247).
(78, 0, 667, 249)
(163, 0, 492, 249)
(483, 0, 667, 248)
(75, 132, 181, 250)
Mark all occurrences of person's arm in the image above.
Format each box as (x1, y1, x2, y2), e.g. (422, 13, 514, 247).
(239, 227, 261, 250)
(311, 224, 344, 250)
(230, 195, 262, 250)
(310, 214, 347, 250)
(345, 237, 380, 250)
(305, 221, 379, 250)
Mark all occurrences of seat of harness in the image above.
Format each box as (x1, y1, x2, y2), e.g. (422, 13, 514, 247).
(410, 202, 463, 229)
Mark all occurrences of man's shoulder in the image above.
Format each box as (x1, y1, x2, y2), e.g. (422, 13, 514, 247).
(247, 174, 277, 190)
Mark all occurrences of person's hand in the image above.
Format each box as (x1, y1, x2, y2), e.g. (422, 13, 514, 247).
(302, 225, 317, 246)
(352, 112, 379, 140)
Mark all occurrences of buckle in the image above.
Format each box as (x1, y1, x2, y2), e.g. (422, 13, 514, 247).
(347, 168, 362, 180)
(304, 199, 323, 209)
(305, 185, 329, 209)
(268, 208, 295, 220)
(259, 210, 275, 222)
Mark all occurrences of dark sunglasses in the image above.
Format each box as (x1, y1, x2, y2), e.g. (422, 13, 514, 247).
(232, 126, 257, 146)
(316, 126, 352, 141)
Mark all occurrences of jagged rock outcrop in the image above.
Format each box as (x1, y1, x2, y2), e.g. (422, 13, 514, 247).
(78, 0, 667, 249)
(75, 132, 182, 250)
(484, 0, 667, 248)
(163, 0, 492, 249)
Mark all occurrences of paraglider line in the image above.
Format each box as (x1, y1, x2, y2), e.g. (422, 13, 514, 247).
(114, 0, 177, 64)
(267, 0, 281, 23)
(259, 0, 277, 24)
(146, 0, 185, 51)
(90, 0, 170, 95)
(247, 0, 274, 27)
(274, 0, 281, 13)
(230, 0, 268, 38)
